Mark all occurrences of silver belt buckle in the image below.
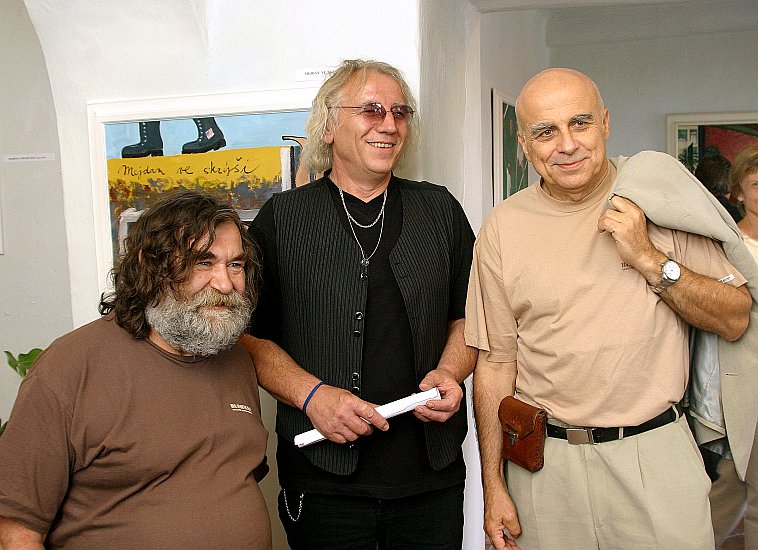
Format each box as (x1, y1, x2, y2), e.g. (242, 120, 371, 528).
(566, 428, 596, 445)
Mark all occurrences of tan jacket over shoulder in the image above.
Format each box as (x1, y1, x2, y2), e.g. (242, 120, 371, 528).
(611, 151, 758, 480)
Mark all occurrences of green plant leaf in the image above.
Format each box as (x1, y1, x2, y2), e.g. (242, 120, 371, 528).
(4, 351, 18, 374)
(4, 348, 43, 378)
(17, 349, 43, 377)
(1, 348, 43, 438)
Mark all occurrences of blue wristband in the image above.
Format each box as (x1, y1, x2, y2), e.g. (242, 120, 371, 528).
(302, 381, 325, 415)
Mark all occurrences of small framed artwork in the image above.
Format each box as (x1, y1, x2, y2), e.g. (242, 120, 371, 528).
(87, 88, 317, 291)
(666, 112, 758, 172)
(492, 89, 535, 204)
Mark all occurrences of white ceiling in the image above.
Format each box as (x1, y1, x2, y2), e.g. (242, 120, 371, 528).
(471, 0, 758, 43)
(471, 0, 715, 11)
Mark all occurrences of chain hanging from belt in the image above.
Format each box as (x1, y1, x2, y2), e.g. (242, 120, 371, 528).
(283, 489, 304, 522)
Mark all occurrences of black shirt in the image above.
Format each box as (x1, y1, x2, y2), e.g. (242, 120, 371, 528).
(248, 174, 472, 498)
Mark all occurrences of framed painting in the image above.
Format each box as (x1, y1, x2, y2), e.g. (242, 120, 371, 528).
(87, 88, 316, 291)
(492, 88, 534, 204)
(666, 112, 758, 172)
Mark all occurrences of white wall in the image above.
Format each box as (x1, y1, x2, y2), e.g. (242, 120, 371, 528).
(0, 0, 71, 422)
(480, 9, 549, 227)
(419, 0, 482, 213)
(547, 1, 758, 157)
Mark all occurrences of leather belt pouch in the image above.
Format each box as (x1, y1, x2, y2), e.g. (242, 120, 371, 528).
(498, 396, 547, 472)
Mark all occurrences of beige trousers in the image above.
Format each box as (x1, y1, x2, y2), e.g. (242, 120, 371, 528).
(710, 425, 758, 548)
(507, 414, 714, 549)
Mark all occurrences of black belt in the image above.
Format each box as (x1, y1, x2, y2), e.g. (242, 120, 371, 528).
(546, 404, 683, 445)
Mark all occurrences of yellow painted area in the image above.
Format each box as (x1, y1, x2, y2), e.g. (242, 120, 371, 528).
(108, 146, 285, 192)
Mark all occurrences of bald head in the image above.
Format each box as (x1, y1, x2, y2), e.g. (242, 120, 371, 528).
(514, 68, 610, 201)
(516, 68, 604, 134)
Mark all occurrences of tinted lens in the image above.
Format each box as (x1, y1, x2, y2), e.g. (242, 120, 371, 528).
(360, 103, 386, 119)
(391, 105, 414, 119)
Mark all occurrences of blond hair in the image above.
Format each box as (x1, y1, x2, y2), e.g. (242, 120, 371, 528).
(300, 59, 419, 173)
(730, 144, 758, 201)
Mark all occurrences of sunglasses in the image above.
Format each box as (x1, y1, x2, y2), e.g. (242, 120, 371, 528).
(329, 102, 415, 122)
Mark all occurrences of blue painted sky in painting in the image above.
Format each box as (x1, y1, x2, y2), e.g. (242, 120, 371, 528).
(105, 110, 311, 159)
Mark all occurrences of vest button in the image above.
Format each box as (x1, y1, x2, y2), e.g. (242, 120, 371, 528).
(355, 311, 363, 320)
(353, 330, 361, 337)
(351, 372, 360, 381)
(351, 386, 360, 394)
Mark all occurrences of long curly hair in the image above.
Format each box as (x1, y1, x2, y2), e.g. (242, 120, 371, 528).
(99, 191, 258, 339)
(299, 59, 419, 173)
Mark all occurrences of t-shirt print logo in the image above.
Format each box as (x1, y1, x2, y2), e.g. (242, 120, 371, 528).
(229, 403, 253, 415)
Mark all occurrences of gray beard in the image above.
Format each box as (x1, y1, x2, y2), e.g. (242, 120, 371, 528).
(145, 287, 252, 357)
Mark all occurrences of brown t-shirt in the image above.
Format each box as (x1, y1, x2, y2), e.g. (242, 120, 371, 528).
(0, 316, 271, 549)
(466, 161, 746, 427)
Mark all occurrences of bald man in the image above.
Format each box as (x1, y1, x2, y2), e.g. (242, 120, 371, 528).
(466, 68, 752, 549)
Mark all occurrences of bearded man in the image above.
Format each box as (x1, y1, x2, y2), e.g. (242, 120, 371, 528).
(0, 191, 271, 549)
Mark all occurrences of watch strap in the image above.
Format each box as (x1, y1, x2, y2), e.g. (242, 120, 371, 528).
(651, 259, 680, 294)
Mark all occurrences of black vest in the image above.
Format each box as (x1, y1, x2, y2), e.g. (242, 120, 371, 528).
(271, 176, 467, 475)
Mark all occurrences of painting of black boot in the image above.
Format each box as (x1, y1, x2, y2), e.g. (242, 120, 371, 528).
(121, 121, 164, 158)
(182, 117, 226, 154)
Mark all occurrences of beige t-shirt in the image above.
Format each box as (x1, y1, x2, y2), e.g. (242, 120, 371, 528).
(466, 161, 746, 427)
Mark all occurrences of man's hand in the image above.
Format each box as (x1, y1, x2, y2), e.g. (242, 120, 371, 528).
(597, 195, 665, 279)
(475, 354, 521, 549)
(305, 385, 389, 444)
(484, 483, 522, 550)
(597, 195, 751, 341)
(410, 318, 475, 423)
(413, 368, 464, 423)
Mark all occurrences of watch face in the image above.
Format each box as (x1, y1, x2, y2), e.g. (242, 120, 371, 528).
(663, 260, 681, 281)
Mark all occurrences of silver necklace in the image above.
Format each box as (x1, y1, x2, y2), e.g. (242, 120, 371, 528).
(339, 188, 387, 228)
(339, 188, 386, 267)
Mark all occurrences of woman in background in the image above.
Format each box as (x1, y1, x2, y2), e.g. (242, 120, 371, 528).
(714, 143, 758, 549)
(732, 145, 758, 262)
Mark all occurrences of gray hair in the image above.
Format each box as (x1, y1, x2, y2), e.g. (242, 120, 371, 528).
(299, 59, 419, 173)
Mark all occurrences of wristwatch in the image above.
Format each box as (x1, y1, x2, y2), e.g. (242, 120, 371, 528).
(651, 259, 681, 294)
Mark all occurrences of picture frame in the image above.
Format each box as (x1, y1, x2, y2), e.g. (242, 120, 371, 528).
(666, 112, 758, 172)
(87, 87, 316, 293)
(492, 88, 535, 205)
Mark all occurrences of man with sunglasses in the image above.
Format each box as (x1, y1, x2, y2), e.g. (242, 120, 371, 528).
(242, 59, 476, 549)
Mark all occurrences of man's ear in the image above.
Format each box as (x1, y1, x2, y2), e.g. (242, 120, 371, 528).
(602, 108, 611, 140)
(323, 126, 335, 145)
